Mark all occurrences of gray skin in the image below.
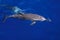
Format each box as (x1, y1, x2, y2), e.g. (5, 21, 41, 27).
(3, 13, 51, 25)
(1, 5, 51, 25)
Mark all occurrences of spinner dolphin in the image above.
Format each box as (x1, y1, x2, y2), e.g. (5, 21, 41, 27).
(2, 13, 51, 25)
(1, 5, 51, 25)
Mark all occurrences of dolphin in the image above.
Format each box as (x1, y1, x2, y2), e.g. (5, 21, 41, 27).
(1, 5, 51, 25)
(2, 13, 51, 25)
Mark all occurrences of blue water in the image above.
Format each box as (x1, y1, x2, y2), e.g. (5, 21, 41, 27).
(0, 0, 60, 40)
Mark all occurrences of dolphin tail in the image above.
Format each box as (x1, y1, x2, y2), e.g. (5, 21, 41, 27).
(2, 15, 8, 23)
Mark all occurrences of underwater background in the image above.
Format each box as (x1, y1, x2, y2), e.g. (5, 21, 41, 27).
(0, 0, 60, 40)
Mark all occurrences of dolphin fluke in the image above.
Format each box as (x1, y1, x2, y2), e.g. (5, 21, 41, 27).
(2, 15, 8, 23)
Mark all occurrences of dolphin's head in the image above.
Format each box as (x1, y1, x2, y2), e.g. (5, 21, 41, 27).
(40, 17, 47, 21)
(41, 17, 52, 22)
(39, 16, 52, 22)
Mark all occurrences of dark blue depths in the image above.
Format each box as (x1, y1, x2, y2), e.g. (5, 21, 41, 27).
(0, 0, 60, 40)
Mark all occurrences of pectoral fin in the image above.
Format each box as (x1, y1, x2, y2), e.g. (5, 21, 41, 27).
(2, 15, 8, 23)
(30, 21, 36, 25)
